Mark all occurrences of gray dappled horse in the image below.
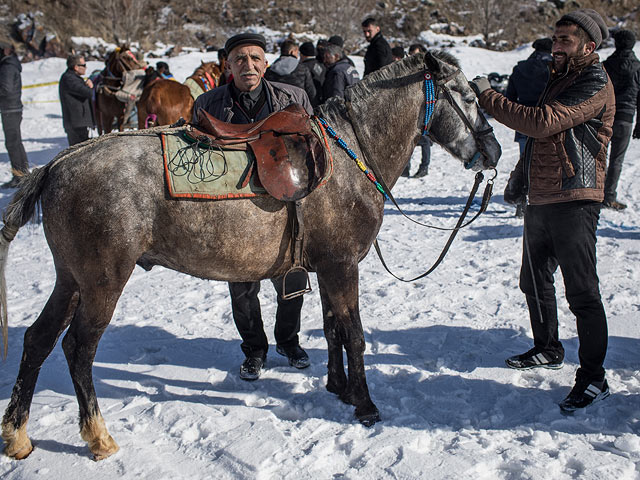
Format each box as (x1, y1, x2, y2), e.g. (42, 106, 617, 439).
(0, 51, 501, 460)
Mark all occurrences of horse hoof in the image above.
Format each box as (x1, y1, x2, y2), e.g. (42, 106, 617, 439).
(89, 435, 119, 461)
(2, 423, 34, 459)
(4, 441, 34, 460)
(356, 405, 380, 427)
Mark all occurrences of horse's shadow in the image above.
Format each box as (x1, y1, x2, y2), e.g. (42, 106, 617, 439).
(2, 323, 637, 438)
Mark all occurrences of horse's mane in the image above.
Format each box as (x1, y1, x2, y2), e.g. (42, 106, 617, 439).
(345, 49, 460, 106)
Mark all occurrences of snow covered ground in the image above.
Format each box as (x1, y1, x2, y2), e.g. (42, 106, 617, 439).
(0, 41, 639, 479)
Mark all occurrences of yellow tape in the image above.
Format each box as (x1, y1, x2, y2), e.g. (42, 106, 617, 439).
(23, 100, 60, 104)
(22, 81, 59, 89)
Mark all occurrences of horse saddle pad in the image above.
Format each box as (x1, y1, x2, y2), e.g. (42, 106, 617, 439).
(161, 131, 268, 200)
(190, 103, 332, 202)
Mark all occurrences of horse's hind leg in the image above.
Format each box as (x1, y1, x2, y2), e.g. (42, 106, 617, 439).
(2, 271, 79, 459)
(316, 262, 380, 426)
(61, 273, 131, 461)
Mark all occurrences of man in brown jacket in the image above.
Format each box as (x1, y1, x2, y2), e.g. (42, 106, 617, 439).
(470, 9, 614, 412)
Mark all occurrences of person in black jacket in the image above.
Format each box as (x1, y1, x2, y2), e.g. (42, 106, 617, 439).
(0, 41, 29, 189)
(59, 54, 94, 146)
(362, 17, 392, 77)
(299, 42, 325, 107)
(192, 33, 312, 381)
(322, 43, 360, 101)
(602, 29, 640, 211)
(264, 39, 316, 107)
(505, 37, 553, 217)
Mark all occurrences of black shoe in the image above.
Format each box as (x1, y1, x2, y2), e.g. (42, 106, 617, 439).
(603, 200, 627, 211)
(505, 348, 563, 370)
(1, 177, 21, 189)
(239, 356, 264, 381)
(413, 166, 428, 178)
(276, 345, 310, 369)
(559, 378, 610, 412)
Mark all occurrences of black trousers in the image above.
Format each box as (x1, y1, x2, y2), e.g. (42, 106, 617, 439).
(519, 201, 607, 381)
(228, 271, 306, 359)
(604, 120, 633, 202)
(65, 127, 89, 146)
(1, 111, 29, 176)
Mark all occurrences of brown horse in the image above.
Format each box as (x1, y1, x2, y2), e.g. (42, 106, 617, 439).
(137, 61, 223, 129)
(1, 51, 500, 460)
(95, 45, 144, 134)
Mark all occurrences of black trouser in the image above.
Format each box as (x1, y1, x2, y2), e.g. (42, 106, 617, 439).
(404, 135, 431, 174)
(604, 120, 633, 202)
(228, 271, 306, 359)
(1, 111, 29, 176)
(65, 127, 89, 146)
(519, 201, 607, 381)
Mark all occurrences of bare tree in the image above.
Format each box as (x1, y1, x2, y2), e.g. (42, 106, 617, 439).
(461, 0, 538, 49)
(82, 0, 146, 45)
(315, 0, 376, 49)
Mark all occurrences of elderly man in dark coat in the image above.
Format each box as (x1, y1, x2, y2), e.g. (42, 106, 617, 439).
(59, 54, 94, 146)
(192, 33, 312, 381)
(362, 17, 393, 76)
(0, 40, 29, 188)
(602, 29, 640, 211)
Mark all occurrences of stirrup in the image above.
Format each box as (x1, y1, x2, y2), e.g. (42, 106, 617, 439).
(281, 266, 312, 300)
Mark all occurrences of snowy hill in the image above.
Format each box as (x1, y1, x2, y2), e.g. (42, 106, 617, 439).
(1, 42, 639, 479)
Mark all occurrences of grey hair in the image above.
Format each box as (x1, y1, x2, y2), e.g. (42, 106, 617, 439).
(325, 43, 343, 58)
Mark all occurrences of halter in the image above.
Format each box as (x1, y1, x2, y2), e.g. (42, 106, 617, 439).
(423, 69, 495, 170)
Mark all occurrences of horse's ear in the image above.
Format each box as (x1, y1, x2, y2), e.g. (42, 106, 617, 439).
(424, 51, 441, 74)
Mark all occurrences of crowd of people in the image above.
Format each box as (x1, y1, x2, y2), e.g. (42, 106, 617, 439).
(1, 10, 639, 413)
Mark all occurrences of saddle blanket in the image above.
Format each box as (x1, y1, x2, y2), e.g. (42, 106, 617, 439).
(162, 121, 332, 200)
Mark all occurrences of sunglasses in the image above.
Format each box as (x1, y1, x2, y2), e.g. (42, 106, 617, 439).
(77, 64, 87, 67)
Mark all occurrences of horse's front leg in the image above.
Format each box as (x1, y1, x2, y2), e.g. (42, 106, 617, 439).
(317, 261, 380, 426)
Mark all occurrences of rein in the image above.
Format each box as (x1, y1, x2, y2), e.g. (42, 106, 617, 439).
(324, 65, 497, 280)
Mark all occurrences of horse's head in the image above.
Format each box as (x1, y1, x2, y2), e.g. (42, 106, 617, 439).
(105, 45, 142, 77)
(422, 51, 501, 171)
(191, 61, 223, 88)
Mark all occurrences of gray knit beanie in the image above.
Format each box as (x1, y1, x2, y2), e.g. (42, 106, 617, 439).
(558, 9, 609, 48)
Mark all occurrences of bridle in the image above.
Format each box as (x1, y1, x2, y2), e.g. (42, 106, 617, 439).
(340, 63, 498, 282)
(423, 68, 495, 170)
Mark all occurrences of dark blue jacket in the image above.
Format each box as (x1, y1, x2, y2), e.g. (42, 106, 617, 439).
(0, 53, 23, 113)
(322, 58, 360, 101)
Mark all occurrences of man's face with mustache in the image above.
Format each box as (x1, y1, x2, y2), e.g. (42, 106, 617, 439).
(552, 24, 595, 71)
(229, 45, 267, 92)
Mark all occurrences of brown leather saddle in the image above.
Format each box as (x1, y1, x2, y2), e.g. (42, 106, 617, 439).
(190, 103, 327, 202)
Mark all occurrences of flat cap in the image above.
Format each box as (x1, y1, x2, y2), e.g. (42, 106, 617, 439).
(559, 9, 608, 48)
(224, 33, 266, 55)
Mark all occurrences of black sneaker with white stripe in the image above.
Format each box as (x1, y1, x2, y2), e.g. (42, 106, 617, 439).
(559, 378, 610, 412)
(505, 348, 564, 370)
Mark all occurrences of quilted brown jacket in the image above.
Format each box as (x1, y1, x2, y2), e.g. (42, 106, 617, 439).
(479, 52, 615, 205)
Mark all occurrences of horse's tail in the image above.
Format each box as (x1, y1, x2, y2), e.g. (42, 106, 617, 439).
(0, 166, 50, 359)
